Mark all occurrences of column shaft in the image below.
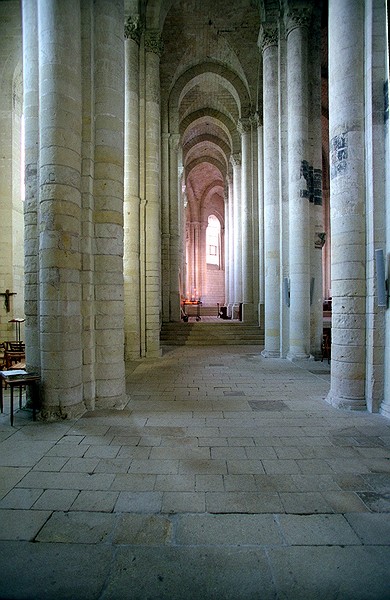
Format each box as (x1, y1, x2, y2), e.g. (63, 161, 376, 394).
(231, 156, 242, 317)
(93, 0, 126, 406)
(144, 32, 162, 356)
(124, 16, 141, 359)
(261, 33, 281, 356)
(286, 10, 310, 358)
(240, 119, 255, 322)
(38, 0, 83, 417)
(22, 0, 40, 373)
(328, 0, 366, 409)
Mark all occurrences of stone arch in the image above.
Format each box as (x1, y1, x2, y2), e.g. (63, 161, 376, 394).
(180, 109, 240, 155)
(185, 157, 226, 181)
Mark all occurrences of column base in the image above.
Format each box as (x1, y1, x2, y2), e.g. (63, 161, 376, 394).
(380, 402, 390, 419)
(261, 349, 281, 358)
(287, 351, 311, 361)
(326, 392, 367, 411)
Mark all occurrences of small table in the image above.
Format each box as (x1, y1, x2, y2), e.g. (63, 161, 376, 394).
(0, 370, 40, 426)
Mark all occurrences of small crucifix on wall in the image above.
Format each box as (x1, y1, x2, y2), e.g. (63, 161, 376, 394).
(0, 289, 17, 313)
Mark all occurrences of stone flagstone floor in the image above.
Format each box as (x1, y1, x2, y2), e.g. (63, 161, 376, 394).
(0, 345, 389, 599)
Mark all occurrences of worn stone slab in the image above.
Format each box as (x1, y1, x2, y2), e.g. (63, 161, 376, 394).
(16, 471, 115, 490)
(70, 490, 119, 512)
(36, 511, 117, 543)
(345, 513, 390, 545)
(0, 509, 51, 541)
(206, 491, 283, 513)
(114, 514, 173, 545)
(279, 492, 334, 514)
(32, 489, 80, 511)
(0, 541, 112, 600)
(277, 514, 362, 545)
(0, 487, 43, 509)
(176, 513, 282, 546)
(101, 546, 276, 600)
(162, 491, 205, 513)
(268, 546, 390, 600)
(114, 491, 163, 513)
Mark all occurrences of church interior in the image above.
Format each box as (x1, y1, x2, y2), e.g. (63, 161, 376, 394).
(0, 0, 390, 597)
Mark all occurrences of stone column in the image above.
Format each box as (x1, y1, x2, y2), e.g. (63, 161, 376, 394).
(144, 30, 162, 356)
(124, 15, 142, 359)
(93, 0, 126, 407)
(285, 4, 311, 359)
(231, 154, 242, 317)
(260, 24, 281, 357)
(328, 0, 366, 409)
(309, 4, 324, 360)
(224, 190, 229, 307)
(80, 0, 96, 409)
(258, 122, 265, 326)
(239, 118, 254, 322)
(169, 133, 181, 320)
(226, 174, 234, 315)
(38, 0, 83, 418)
(22, 0, 40, 373)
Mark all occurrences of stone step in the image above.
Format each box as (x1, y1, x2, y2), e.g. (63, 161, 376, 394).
(160, 322, 264, 346)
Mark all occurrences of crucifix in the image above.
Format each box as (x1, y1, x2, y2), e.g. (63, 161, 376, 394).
(0, 289, 17, 312)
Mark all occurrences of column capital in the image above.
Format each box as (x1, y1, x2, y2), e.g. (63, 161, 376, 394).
(124, 15, 142, 44)
(230, 153, 241, 167)
(258, 24, 278, 53)
(284, 6, 312, 37)
(144, 30, 164, 56)
(237, 117, 251, 135)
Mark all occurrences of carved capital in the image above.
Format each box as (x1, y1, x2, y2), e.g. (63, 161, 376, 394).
(124, 15, 142, 43)
(237, 117, 252, 135)
(144, 31, 164, 56)
(230, 153, 241, 168)
(284, 6, 312, 36)
(259, 24, 278, 52)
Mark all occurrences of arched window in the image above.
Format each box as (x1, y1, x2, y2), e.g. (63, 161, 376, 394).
(206, 214, 220, 268)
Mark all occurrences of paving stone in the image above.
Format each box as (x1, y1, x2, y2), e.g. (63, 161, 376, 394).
(154, 474, 195, 492)
(101, 546, 276, 600)
(33, 456, 69, 471)
(277, 514, 362, 545)
(279, 492, 334, 514)
(70, 490, 119, 512)
(162, 491, 205, 513)
(0, 509, 51, 541)
(0, 541, 112, 600)
(268, 546, 390, 600)
(345, 513, 390, 545)
(0, 487, 43, 509)
(321, 490, 369, 512)
(36, 511, 116, 543)
(175, 513, 282, 546)
(356, 491, 390, 512)
(16, 471, 115, 490)
(362, 472, 390, 492)
(195, 474, 224, 491)
(114, 491, 163, 513)
(206, 491, 283, 513)
(113, 513, 173, 545)
(110, 473, 156, 491)
(32, 489, 80, 511)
